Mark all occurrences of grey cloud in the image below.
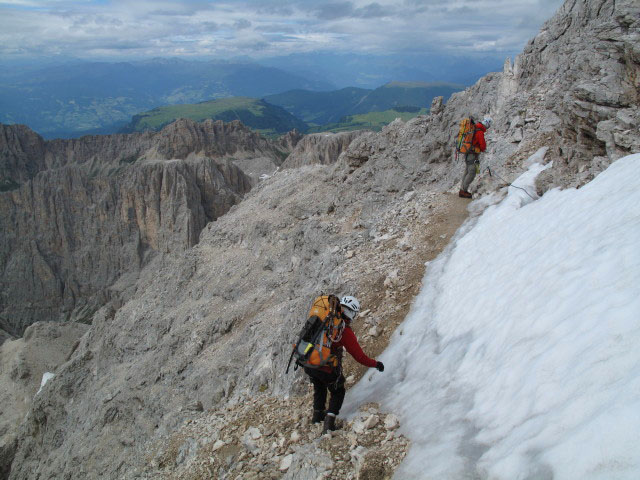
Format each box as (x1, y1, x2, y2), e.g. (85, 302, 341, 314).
(150, 9, 188, 16)
(0, 0, 567, 61)
(82, 15, 122, 27)
(190, 21, 219, 34)
(254, 24, 298, 34)
(98, 41, 149, 51)
(402, 0, 447, 5)
(250, 1, 298, 17)
(256, 6, 294, 16)
(146, 0, 213, 16)
(354, 3, 390, 19)
(314, 2, 354, 20)
(234, 19, 251, 30)
(235, 39, 271, 51)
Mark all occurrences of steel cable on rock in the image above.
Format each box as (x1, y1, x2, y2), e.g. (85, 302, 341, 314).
(485, 166, 537, 200)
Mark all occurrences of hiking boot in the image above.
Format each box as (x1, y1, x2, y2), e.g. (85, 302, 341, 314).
(458, 189, 472, 198)
(312, 410, 326, 424)
(322, 413, 337, 433)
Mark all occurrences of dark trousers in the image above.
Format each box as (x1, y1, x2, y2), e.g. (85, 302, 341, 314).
(304, 367, 346, 415)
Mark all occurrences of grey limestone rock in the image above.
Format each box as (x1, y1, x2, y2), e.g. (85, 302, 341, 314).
(0, 328, 13, 346)
(0, 119, 298, 336)
(336, 0, 639, 195)
(0, 321, 88, 477)
(430, 95, 444, 115)
(281, 130, 367, 169)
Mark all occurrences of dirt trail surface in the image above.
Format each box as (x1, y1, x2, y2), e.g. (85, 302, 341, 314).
(144, 193, 470, 480)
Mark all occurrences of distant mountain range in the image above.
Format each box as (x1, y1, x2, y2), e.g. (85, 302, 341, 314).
(0, 57, 464, 139)
(265, 82, 462, 126)
(120, 97, 308, 136)
(120, 82, 461, 137)
(0, 58, 333, 139)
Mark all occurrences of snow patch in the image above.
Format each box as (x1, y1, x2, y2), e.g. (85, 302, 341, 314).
(37, 372, 55, 396)
(345, 154, 640, 479)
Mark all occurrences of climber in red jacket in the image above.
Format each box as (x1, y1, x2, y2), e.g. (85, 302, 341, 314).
(459, 116, 492, 198)
(304, 295, 384, 433)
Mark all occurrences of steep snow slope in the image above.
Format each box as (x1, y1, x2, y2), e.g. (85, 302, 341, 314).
(345, 153, 640, 479)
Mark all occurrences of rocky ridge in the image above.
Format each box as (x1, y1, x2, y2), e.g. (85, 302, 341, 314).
(4, 0, 639, 478)
(0, 120, 358, 338)
(281, 131, 367, 169)
(0, 322, 89, 477)
(0, 119, 297, 336)
(1, 119, 288, 187)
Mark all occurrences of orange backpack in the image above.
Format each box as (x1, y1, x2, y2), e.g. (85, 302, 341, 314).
(286, 295, 345, 373)
(456, 117, 478, 154)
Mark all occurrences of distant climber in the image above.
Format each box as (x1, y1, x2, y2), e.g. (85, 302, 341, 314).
(296, 295, 384, 434)
(458, 116, 492, 198)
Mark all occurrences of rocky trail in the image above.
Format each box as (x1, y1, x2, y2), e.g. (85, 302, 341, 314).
(143, 192, 470, 480)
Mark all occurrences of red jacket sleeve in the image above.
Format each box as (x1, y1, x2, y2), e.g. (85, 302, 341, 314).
(340, 327, 377, 368)
(474, 123, 487, 152)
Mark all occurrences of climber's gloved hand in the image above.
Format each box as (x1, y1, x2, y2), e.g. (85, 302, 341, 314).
(376, 361, 385, 372)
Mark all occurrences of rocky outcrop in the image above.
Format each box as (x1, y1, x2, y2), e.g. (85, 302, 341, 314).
(0, 156, 251, 336)
(0, 321, 88, 478)
(0, 125, 47, 191)
(0, 119, 290, 336)
(0, 328, 13, 346)
(336, 0, 639, 195)
(275, 128, 305, 152)
(281, 130, 366, 169)
(1, 119, 291, 187)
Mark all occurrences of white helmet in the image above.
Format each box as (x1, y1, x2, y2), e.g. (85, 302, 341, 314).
(482, 116, 492, 128)
(340, 296, 360, 321)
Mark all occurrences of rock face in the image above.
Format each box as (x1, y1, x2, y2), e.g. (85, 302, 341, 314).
(0, 321, 89, 478)
(333, 0, 639, 195)
(8, 160, 467, 479)
(0, 119, 296, 336)
(0, 328, 13, 346)
(4, 1, 639, 479)
(501, 0, 639, 191)
(281, 130, 366, 169)
(1, 119, 290, 186)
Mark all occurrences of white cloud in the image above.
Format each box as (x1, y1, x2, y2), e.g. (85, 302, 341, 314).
(0, 0, 565, 60)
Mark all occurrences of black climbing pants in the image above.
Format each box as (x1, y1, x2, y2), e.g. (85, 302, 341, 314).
(304, 367, 346, 415)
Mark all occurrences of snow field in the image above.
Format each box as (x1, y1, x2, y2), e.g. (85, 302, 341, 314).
(345, 153, 640, 479)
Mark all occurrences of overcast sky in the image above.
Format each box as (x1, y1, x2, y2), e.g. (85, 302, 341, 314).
(0, 0, 566, 62)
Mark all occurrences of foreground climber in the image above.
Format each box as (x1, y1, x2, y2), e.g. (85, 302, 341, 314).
(302, 295, 384, 433)
(459, 116, 492, 198)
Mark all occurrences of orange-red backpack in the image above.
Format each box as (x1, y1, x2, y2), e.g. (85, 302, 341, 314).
(456, 117, 478, 154)
(286, 295, 345, 373)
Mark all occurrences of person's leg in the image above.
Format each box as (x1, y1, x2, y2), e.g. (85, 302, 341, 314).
(305, 369, 328, 419)
(327, 373, 346, 416)
(461, 163, 476, 191)
(460, 162, 469, 191)
(461, 154, 478, 192)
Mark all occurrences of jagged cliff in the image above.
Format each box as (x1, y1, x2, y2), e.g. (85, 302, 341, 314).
(281, 130, 367, 169)
(0, 322, 89, 478)
(0, 119, 293, 337)
(3, 0, 639, 478)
